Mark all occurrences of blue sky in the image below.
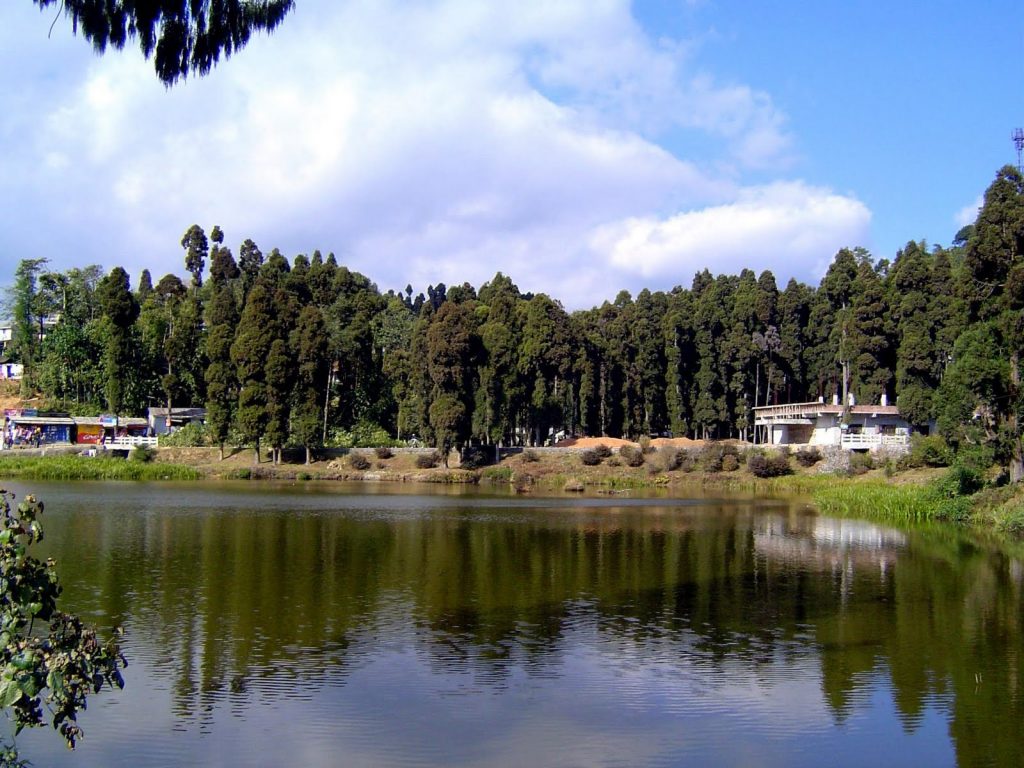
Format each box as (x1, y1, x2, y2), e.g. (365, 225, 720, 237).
(662, 1, 1023, 251)
(1, 1, 1021, 308)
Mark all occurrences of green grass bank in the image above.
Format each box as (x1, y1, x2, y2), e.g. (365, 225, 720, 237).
(0, 455, 200, 481)
(804, 475, 1024, 535)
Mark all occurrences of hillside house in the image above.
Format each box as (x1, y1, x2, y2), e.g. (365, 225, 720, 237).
(752, 401, 912, 451)
(0, 321, 19, 380)
(0, 358, 22, 381)
(0, 316, 60, 380)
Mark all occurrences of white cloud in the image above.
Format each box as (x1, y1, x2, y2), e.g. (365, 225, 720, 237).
(590, 182, 871, 285)
(1, 0, 864, 307)
(954, 195, 983, 228)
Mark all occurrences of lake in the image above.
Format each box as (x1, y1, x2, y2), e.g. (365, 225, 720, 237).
(5, 480, 1023, 767)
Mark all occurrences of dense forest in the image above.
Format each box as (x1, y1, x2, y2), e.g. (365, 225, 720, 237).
(4, 166, 1024, 476)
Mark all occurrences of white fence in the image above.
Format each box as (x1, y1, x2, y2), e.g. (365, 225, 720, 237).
(106, 435, 159, 448)
(839, 433, 909, 449)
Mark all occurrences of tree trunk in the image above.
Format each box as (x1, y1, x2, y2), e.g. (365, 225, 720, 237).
(219, 442, 225, 461)
(754, 363, 761, 413)
(253, 439, 260, 464)
(322, 364, 333, 443)
(305, 446, 311, 465)
(1010, 351, 1023, 483)
(840, 301, 851, 411)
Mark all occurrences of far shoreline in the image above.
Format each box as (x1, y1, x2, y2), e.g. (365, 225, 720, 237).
(3, 443, 1022, 538)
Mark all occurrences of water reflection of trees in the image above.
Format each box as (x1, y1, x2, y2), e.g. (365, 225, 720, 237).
(45, 501, 1024, 765)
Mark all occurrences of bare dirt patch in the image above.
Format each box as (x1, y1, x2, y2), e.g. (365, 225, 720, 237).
(0, 381, 30, 413)
(651, 437, 704, 448)
(555, 436, 638, 448)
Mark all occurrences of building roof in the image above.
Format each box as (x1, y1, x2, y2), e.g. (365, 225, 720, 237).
(849, 405, 901, 415)
(8, 416, 74, 426)
(5, 411, 147, 427)
(753, 401, 901, 416)
(73, 416, 148, 427)
(148, 407, 206, 419)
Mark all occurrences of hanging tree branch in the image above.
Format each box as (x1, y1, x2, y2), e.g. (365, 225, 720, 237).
(33, 1, 295, 85)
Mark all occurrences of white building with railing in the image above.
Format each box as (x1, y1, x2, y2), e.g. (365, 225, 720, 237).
(752, 398, 913, 451)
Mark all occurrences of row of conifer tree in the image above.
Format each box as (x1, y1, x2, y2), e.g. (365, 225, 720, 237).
(7, 166, 1024, 473)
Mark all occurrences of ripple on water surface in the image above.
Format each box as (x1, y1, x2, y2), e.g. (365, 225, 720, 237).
(4, 482, 1001, 767)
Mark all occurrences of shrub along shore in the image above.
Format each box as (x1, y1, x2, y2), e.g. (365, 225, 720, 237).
(1, 438, 1021, 535)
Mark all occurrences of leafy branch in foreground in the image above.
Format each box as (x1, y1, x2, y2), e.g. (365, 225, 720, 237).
(0, 489, 126, 760)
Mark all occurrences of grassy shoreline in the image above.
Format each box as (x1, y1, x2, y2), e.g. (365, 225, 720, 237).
(0, 455, 200, 481)
(1, 447, 1021, 535)
(781, 474, 1024, 535)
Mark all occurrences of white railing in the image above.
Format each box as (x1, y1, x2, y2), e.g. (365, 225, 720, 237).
(840, 433, 909, 449)
(753, 402, 836, 421)
(106, 435, 158, 448)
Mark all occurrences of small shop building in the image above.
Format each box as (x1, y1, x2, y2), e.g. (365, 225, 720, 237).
(3, 411, 74, 446)
(73, 415, 150, 445)
(147, 407, 206, 435)
(2, 411, 150, 448)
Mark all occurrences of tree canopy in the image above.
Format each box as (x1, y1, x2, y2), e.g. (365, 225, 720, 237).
(34, 0, 295, 85)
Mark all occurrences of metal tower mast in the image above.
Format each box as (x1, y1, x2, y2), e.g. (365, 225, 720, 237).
(1014, 128, 1024, 173)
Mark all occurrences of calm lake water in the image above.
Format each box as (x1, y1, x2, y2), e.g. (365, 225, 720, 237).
(4, 480, 1023, 767)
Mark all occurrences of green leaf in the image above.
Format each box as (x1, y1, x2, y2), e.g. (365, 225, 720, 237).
(20, 676, 39, 698)
(0, 679, 22, 708)
(1, 488, 126, 751)
(46, 670, 64, 697)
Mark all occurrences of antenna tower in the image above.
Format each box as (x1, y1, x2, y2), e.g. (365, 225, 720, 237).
(1014, 128, 1024, 173)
